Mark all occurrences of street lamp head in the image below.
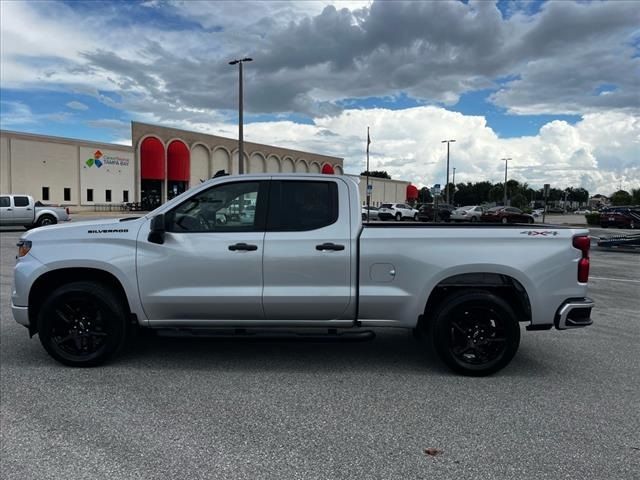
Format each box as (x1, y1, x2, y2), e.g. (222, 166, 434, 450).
(441, 139, 456, 143)
(242, 57, 253, 62)
(229, 60, 239, 65)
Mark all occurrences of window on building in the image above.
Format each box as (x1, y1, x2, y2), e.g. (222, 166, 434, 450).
(87, 189, 93, 202)
(64, 188, 71, 202)
(42, 187, 50, 201)
(106, 190, 112, 202)
(123, 190, 129, 203)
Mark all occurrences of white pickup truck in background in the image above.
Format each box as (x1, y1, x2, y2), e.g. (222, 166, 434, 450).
(11, 174, 593, 375)
(1, 194, 70, 228)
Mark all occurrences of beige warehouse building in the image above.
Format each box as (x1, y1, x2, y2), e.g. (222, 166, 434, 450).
(1, 122, 411, 210)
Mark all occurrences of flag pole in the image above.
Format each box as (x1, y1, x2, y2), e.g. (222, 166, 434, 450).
(366, 126, 370, 223)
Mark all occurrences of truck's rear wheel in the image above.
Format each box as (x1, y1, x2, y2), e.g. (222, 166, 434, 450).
(427, 290, 520, 376)
(37, 281, 128, 367)
(36, 215, 56, 227)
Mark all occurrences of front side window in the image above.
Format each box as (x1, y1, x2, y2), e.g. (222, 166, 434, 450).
(267, 180, 338, 232)
(167, 181, 265, 233)
(14, 196, 29, 207)
(0, 196, 10, 208)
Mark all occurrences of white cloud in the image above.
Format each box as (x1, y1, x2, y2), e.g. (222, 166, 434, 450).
(239, 107, 639, 195)
(66, 101, 88, 111)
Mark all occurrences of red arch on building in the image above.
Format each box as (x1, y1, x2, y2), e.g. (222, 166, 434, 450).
(167, 140, 190, 182)
(321, 164, 335, 174)
(406, 184, 419, 201)
(140, 137, 165, 180)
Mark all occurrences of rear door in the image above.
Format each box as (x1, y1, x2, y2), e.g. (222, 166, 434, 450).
(262, 178, 353, 320)
(12, 196, 33, 224)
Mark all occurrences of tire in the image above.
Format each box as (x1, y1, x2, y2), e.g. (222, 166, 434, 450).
(362, 213, 367, 221)
(36, 215, 57, 227)
(426, 290, 521, 376)
(37, 281, 129, 367)
(470, 216, 478, 222)
(501, 217, 508, 224)
(395, 213, 402, 221)
(413, 213, 418, 221)
(528, 217, 534, 224)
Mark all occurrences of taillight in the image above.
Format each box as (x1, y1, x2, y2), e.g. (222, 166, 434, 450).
(573, 235, 590, 283)
(65, 207, 70, 215)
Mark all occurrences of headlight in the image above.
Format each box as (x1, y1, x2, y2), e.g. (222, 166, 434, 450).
(17, 240, 32, 258)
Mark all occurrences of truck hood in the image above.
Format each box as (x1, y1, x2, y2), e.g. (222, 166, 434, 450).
(21, 217, 147, 242)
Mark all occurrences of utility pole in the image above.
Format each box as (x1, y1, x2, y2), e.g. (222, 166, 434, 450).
(452, 167, 456, 205)
(229, 57, 253, 174)
(501, 157, 511, 206)
(442, 139, 456, 204)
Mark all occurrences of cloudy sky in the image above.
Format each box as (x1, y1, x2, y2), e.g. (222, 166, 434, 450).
(1, 0, 638, 194)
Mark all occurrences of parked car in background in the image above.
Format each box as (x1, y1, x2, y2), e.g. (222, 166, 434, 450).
(417, 203, 455, 222)
(547, 207, 565, 214)
(481, 207, 535, 224)
(0, 194, 70, 228)
(532, 208, 545, 218)
(450, 205, 484, 222)
(361, 206, 379, 221)
(574, 208, 591, 215)
(600, 206, 639, 229)
(377, 203, 418, 221)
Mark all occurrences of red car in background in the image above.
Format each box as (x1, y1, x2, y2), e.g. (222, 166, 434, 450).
(600, 206, 639, 229)
(480, 206, 535, 224)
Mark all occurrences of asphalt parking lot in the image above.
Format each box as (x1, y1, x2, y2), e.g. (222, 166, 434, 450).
(1, 222, 638, 480)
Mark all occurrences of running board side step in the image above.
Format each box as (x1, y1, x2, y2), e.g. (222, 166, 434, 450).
(153, 328, 376, 342)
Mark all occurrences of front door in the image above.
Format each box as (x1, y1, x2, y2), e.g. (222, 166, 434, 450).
(137, 180, 268, 323)
(262, 179, 353, 321)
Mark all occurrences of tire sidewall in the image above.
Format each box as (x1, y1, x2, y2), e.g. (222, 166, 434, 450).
(37, 281, 127, 367)
(428, 291, 521, 376)
(37, 215, 57, 227)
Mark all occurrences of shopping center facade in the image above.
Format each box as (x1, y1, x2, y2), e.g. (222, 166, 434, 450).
(1, 122, 412, 210)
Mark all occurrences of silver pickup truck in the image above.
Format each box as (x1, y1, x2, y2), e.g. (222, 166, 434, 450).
(1, 194, 70, 228)
(12, 174, 593, 375)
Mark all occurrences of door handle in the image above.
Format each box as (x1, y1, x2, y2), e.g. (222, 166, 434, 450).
(26, 208, 32, 211)
(228, 243, 258, 251)
(6, 208, 12, 211)
(316, 242, 345, 251)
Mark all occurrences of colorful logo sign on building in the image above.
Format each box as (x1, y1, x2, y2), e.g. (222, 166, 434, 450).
(86, 150, 103, 168)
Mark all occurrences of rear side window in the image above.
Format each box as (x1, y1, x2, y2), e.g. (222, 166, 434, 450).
(267, 181, 338, 231)
(0, 196, 9, 207)
(380, 203, 392, 209)
(14, 196, 29, 207)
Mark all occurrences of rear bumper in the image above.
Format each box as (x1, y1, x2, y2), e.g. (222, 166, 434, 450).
(12, 303, 30, 327)
(378, 213, 394, 220)
(554, 298, 594, 330)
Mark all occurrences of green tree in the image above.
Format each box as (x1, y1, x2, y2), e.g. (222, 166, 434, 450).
(610, 190, 632, 205)
(361, 170, 391, 179)
(511, 193, 528, 209)
(418, 187, 433, 204)
(631, 188, 640, 205)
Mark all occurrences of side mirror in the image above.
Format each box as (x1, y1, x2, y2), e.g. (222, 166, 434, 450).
(148, 214, 166, 244)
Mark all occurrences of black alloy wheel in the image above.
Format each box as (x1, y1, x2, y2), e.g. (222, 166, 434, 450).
(427, 290, 520, 376)
(37, 215, 56, 227)
(37, 281, 128, 367)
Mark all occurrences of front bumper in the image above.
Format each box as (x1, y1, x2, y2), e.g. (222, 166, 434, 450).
(554, 298, 594, 330)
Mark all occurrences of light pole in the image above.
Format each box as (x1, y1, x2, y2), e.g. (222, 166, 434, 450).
(442, 139, 456, 204)
(229, 57, 253, 174)
(452, 167, 456, 205)
(501, 157, 511, 206)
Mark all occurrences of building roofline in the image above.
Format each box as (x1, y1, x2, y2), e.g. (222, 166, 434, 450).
(0, 129, 133, 152)
(131, 121, 342, 162)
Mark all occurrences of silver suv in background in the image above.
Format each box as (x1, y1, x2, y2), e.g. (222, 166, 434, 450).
(377, 203, 418, 221)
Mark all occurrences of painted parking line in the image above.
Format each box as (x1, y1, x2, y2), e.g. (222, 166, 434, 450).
(589, 276, 640, 284)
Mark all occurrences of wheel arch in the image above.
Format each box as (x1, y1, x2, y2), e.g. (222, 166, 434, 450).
(28, 268, 133, 336)
(418, 272, 532, 331)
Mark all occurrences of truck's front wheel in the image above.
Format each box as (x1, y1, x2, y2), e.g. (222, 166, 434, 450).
(37, 281, 128, 367)
(427, 290, 520, 376)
